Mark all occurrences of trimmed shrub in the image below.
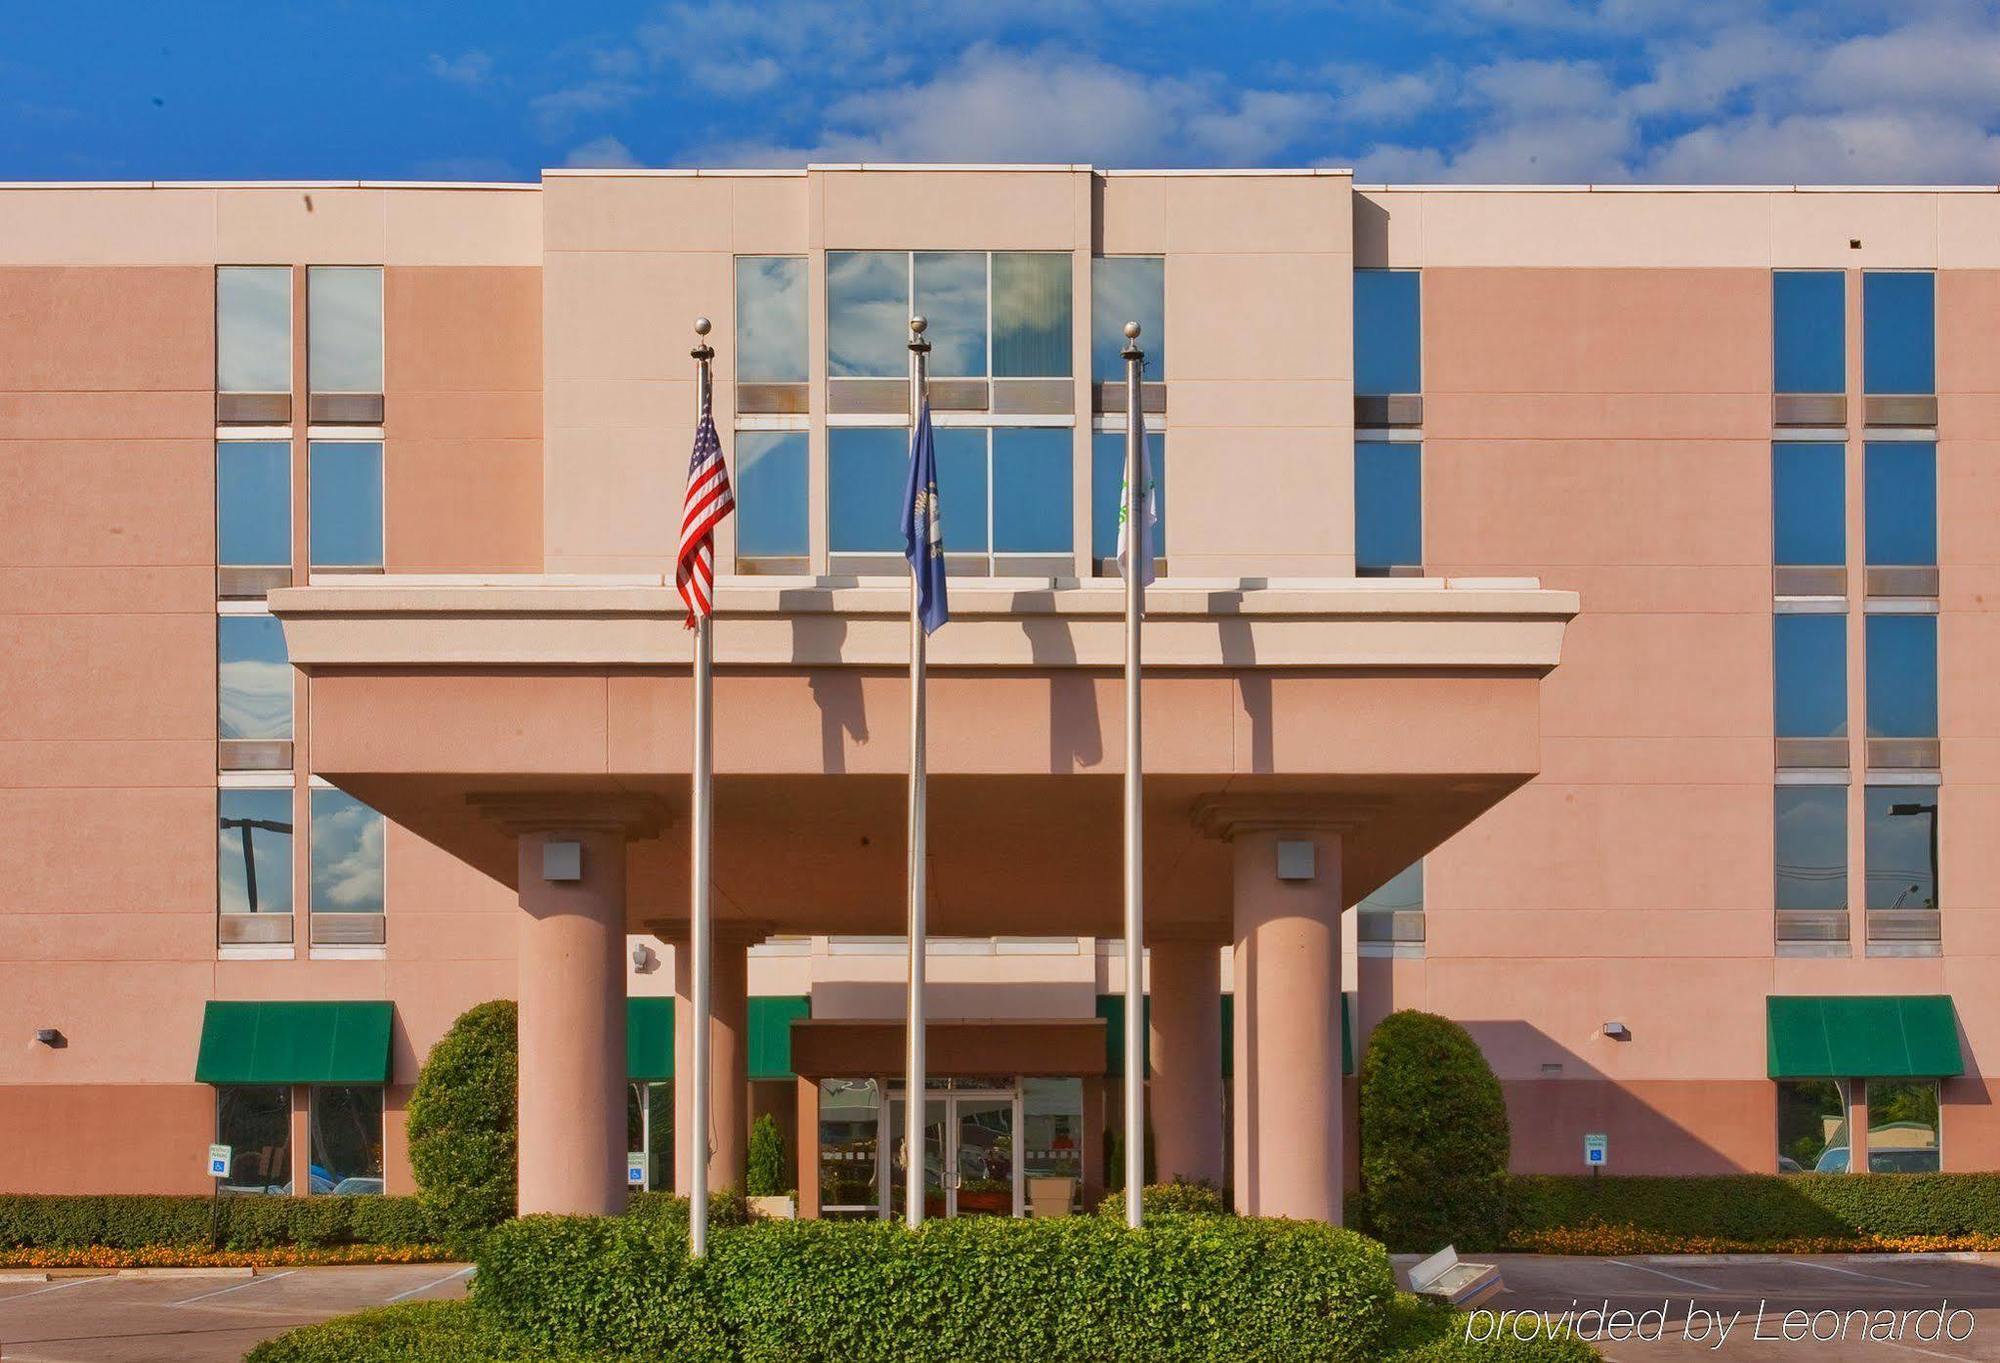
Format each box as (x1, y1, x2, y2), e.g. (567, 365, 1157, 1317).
(1094, 1178, 1227, 1219)
(0, 1194, 435, 1252)
(625, 1188, 751, 1227)
(1361, 1010, 1511, 1251)
(408, 999, 519, 1240)
(1510, 1172, 2000, 1244)
(476, 1212, 1398, 1363)
(245, 1300, 538, 1363)
(745, 1113, 786, 1197)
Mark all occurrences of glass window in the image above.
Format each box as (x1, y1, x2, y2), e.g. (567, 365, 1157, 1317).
(1772, 271, 1844, 395)
(219, 787, 293, 916)
(217, 441, 292, 568)
(734, 257, 807, 384)
(1772, 442, 1844, 568)
(827, 252, 908, 379)
(828, 427, 906, 554)
(1359, 860, 1423, 913)
(309, 1086, 383, 1195)
(992, 253, 1072, 378)
(307, 266, 383, 393)
(937, 429, 988, 555)
(1866, 786, 1938, 911)
(991, 428, 1072, 555)
(734, 432, 808, 559)
(308, 441, 383, 568)
(218, 614, 292, 741)
(1355, 270, 1421, 396)
(913, 252, 987, 378)
(818, 1078, 880, 1215)
(1091, 431, 1166, 564)
(1774, 613, 1847, 739)
(1775, 786, 1846, 912)
(1092, 257, 1165, 382)
(627, 1081, 673, 1192)
(216, 1085, 292, 1194)
(216, 267, 292, 394)
(1865, 442, 1936, 567)
(1356, 441, 1422, 573)
(1776, 1079, 1848, 1173)
(1022, 1076, 1084, 1205)
(310, 789, 384, 914)
(1863, 272, 1935, 395)
(1865, 1080, 1940, 1173)
(1866, 614, 1937, 738)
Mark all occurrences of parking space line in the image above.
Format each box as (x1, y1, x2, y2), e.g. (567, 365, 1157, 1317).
(1878, 1339, 1975, 1362)
(1786, 1258, 1936, 1289)
(1606, 1259, 1719, 1292)
(0, 1274, 111, 1302)
(385, 1266, 472, 1303)
(170, 1268, 296, 1306)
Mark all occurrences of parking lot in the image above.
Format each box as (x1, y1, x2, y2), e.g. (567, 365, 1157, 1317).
(0, 1262, 472, 1363)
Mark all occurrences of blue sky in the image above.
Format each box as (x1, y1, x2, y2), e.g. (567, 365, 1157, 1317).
(7, 1, 1999, 182)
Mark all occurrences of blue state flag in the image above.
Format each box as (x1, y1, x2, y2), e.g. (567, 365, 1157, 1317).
(901, 399, 949, 633)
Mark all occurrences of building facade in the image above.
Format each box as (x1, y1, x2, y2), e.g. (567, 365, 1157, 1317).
(0, 167, 1990, 1221)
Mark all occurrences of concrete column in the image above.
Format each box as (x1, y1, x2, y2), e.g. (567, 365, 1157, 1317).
(1148, 937, 1224, 1187)
(1848, 1079, 1870, 1175)
(669, 925, 758, 1196)
(795, 1075, 820, 1218)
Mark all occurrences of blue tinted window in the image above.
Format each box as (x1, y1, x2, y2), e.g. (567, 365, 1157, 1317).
(308, 442, 382, 568)
(1865, 442, 1936, 567)
(219, 787, 294, 916)
(1354, 270, 1421, 396)
(913, 252, 986, 378)
(218, 614, 291, 741)
(1772, 443, 1844, 567)
(1866, 613, 1937, 739)
(310, 789, 384, 914)
(1864, 273, 1935, 395)
(936, 429, 988, 555)
(735, 257, 808, 383)
(827, 252, 907, 379)
(827, 428, 906, 553)
(1774, 613, 1847, 739)
(992, 428, 1071, 555)
(992, 253, 1071, 378)
(1092, 258, 1165, 382)
(1866, 785, 1938, 911)
(1775, 786, 1846, 912)
(1356, 441, 1421, 573)
(217, 441, 291, 567)
(1091, 431, 1166, 563)
(733, 432, 807, 558)
(1773, 271, 1844, 394)
(1358, 860, 1422, 913)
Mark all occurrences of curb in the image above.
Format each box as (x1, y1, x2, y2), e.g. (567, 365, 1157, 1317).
(0, 1270, 50, 1283)
(115, 1266, 257, 1280)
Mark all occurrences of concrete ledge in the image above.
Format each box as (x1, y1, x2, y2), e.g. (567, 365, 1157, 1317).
(0, 1270, 49, 1282)
(115, 1266, 256, 1280)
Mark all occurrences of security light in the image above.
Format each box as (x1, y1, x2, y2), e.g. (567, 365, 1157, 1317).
(1602, 1022, 1631, 1041)
(34, 1028, 63, 1047)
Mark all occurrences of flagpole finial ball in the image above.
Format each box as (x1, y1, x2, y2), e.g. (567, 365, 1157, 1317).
(909, 315, 927, 335)
(1123, 321, 1141, 339)
(693, 317, 712, 337)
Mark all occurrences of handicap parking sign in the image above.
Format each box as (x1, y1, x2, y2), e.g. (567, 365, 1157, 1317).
(1583, 1133, 1608, 1168)
(626, 1152, 647, 1188)
(207, 1143, 232, 1179)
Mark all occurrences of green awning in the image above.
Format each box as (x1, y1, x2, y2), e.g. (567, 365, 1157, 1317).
(1767, 995, 1963, 1079)
(1098, 994, 1352, 1079)
(624, 995, 811, 1082)
(195, 1001, 393, 1085)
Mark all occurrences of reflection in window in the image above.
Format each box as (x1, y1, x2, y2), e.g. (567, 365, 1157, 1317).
(307, 266, 383, 393)
(936, 429, 989, 555)
(734, 257, 807, 383)
(1356, 441, 1422, 574)
(827, 252, 908, 379)
(310, 789, 384, 914)
(1022, 1076, 1083, 1209)
(828, 427, 906, 553)
(1091, 432, 1166, 565)
(1772, 443, 1844, 568)
(1865, 443, 1936, 567)
(818, 1079, 880, 1215)
(216, 1085, 291, 1194)
(1355, 270, 1421, 396)
(216, 267, 292, 394)
(1863, 272, 1935, 396)
(219, 614, 292, 741)
(1776, 1079, 1848, 1173)
(992, 253, 1072, 378)
(219, 788, 294, 916)
(991, 428, 1071, 555)
(1091, 257, 1165, 382)
(1775, 786, 1846, 912)
(310, 1085, 383, 1194)
(217, 442, 292, 569)
(1865, 614, 1937, 738)
(1359, 860, 1423, 913)
(1774, 614, 1847, 739)
(831, 427, 1072, 565)
(734, 432, 808, 559)
(1866, 786, 1938, 911)
(627, 1081, 673, 1192)
(308, 441, 384, 568)
(1865, 1080, 1940, 1173)
(1772, 271, 1844, 395)
(913, 252, 986, 378)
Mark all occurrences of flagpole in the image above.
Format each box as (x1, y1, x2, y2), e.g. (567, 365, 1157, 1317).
(688, 316, 715, 1258)
(1121, 322, 1146, 1229)
(904, 314, 931, 1230)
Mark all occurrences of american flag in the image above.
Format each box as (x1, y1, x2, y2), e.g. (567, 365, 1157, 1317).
(674, 384, 735, 628)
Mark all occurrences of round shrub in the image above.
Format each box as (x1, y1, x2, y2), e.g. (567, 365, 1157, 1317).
(1094, 1178, 1227, 1219)
(745, 1113, 787, 1197)
(1361, 1009, 1511, 1252)
(407, 999, 518, 1240)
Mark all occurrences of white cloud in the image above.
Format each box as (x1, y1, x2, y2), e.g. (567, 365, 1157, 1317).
(564, 135, 645, 169)
(427, 50, 494, 86)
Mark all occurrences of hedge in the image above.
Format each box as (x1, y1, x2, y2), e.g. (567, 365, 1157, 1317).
(475, 1212, 1401, 1362)
(1510, 1172, 2000, 1244)
(1360, 1011, 1512, 1252)
(408, 999, 519, 1240)
(244, 1301, 543, 1363)
(1093, 1179, 1228, 1218)
(0, 1194, 435, 1251)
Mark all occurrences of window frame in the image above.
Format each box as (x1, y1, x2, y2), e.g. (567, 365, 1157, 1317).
(1355, 437, 1424, 576)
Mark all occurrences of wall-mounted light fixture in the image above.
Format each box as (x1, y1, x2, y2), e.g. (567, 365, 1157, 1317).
(1602, 1022, 1631, 1041)
(631, 943, 657, 972)
(34, 1028, 64, 1048)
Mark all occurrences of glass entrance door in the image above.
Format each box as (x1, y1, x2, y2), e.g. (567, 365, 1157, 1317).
(882, 1087, 1018, 1218)
(886, 1095, 948, 1220)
